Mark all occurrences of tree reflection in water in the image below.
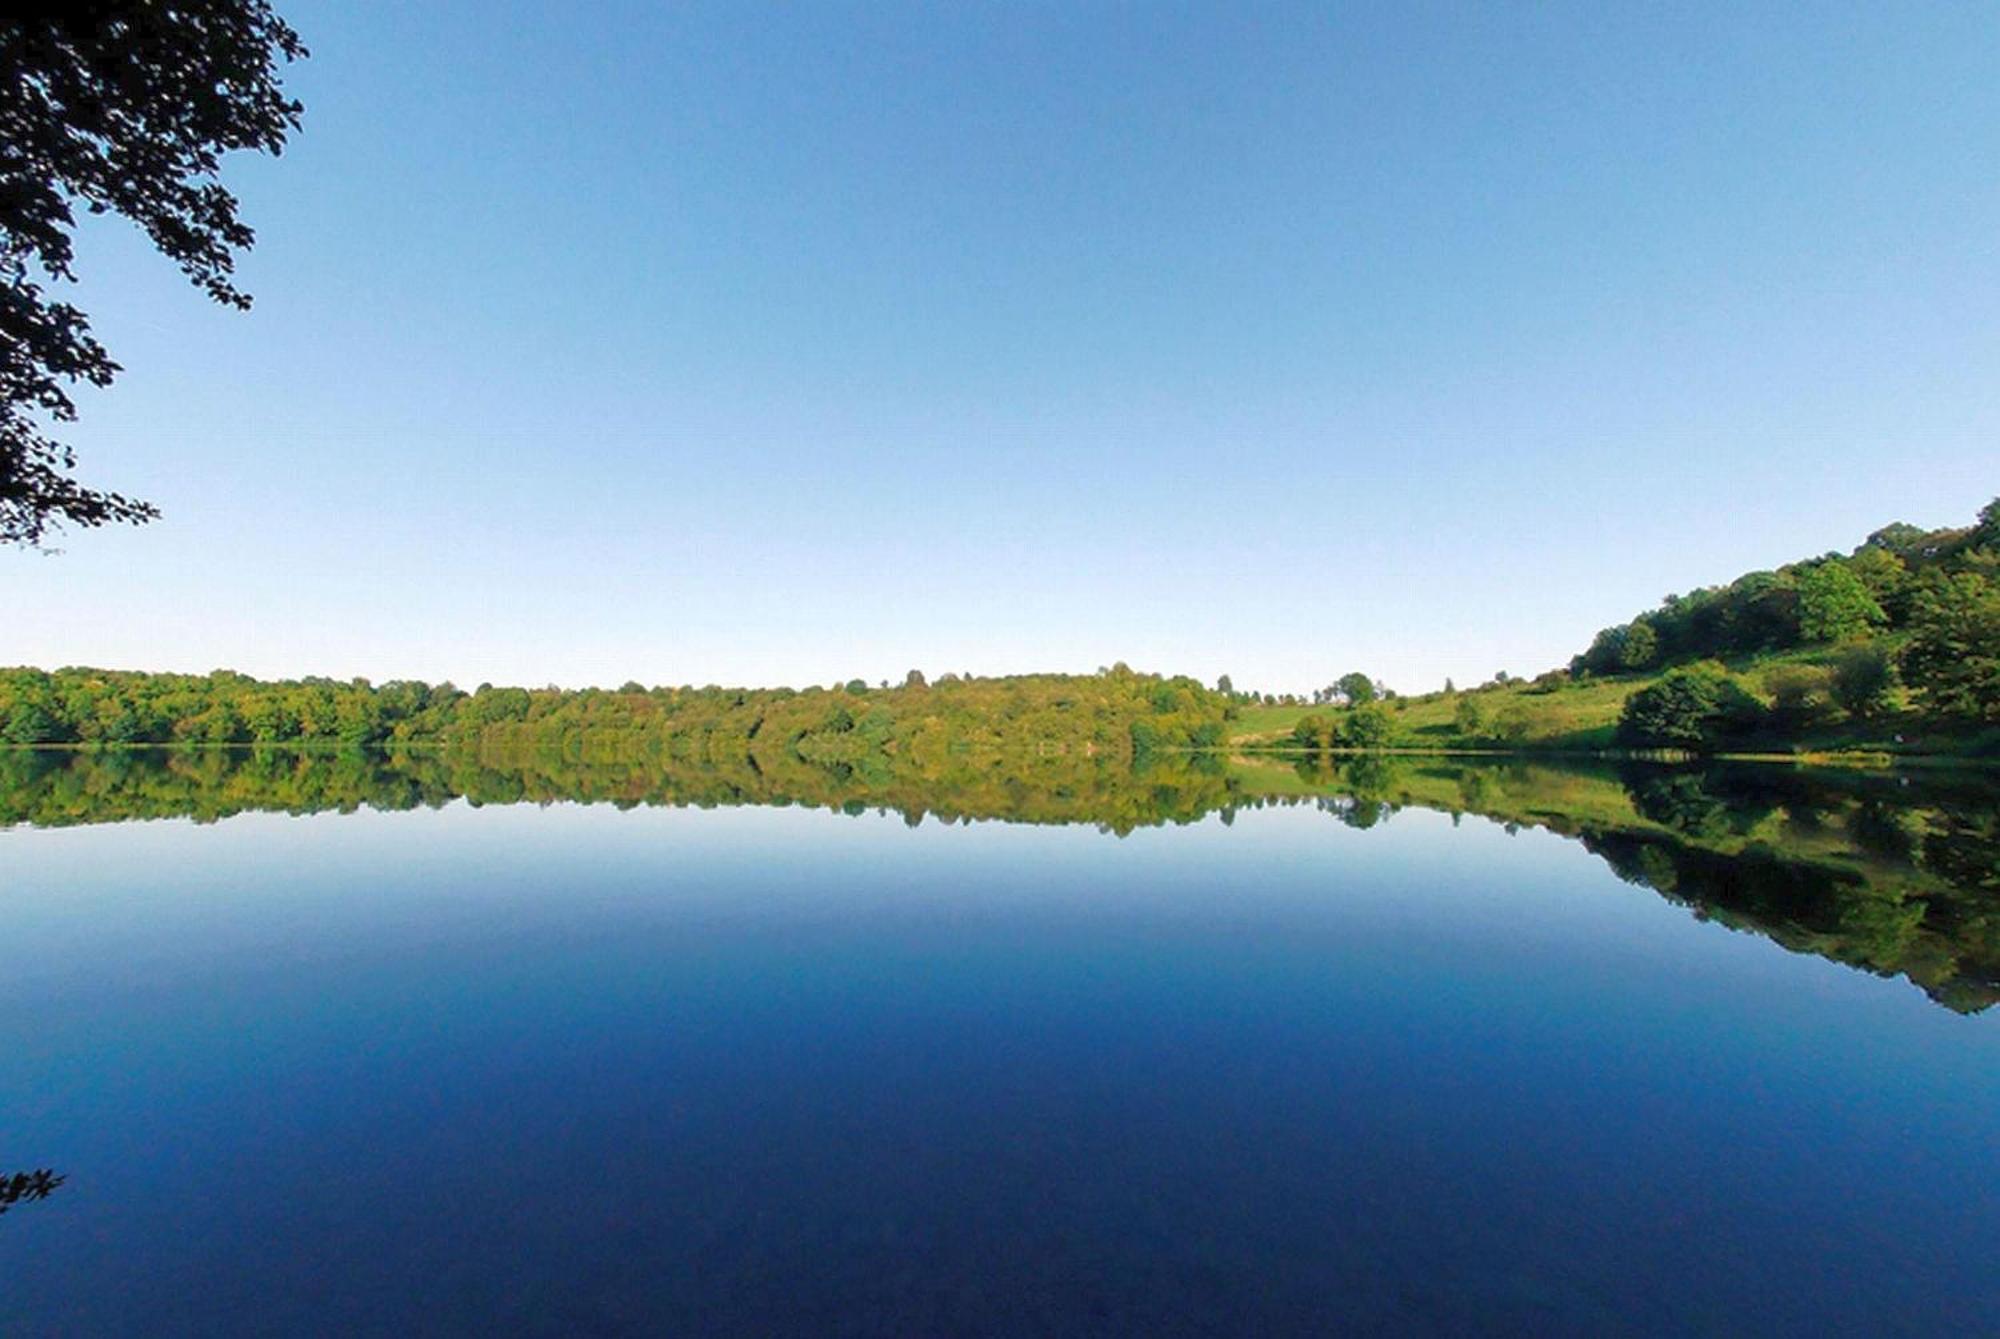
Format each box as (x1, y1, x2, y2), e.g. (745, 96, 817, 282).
(3, 744, 1996, 1011)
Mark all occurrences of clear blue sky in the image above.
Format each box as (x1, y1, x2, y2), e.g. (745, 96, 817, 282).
(11, 1, 1997, 693)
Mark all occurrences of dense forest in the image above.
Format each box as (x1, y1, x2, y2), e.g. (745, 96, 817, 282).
(0, 663, 1232, 760)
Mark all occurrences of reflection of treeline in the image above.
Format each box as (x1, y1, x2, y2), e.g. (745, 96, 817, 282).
(1599, 764, 2000, 1012)
(0, 742, 1252, 837)
(1589, 828, 2000, 1014)
(0, 664, 1231, 757)
(1277, 756, 2000, 1013)
(8, 745, 1995, 1012)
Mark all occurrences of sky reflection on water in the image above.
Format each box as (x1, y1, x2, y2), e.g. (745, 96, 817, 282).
(2, 781, 1995, 1334)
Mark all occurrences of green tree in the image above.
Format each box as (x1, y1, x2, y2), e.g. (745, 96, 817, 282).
(1864, 522, 1930, 556)
(4, 700, 66, 744)
(1291, 714, 1333, 751)
(1798, 563, 1886, 642)
(1, 2, 308, 545)
(1577, 626, 1627, 676)
(1336, 672, 1377, 705)
(1902, 573, 2000, 720)
(1722, 571, 1802, 652)
(1765, 665, 1833, 732)
(1453, 696, 1486, 737)
(333, 693, 385, 748)
(1974, 496, 2000, 549)
(1342, 703, 1393, 750)
(1846, 545, 1910, 617)
(1617, 666, 1766, 749)
(1829, 644, 1899, 720)
(1619, 621, 1659, 670)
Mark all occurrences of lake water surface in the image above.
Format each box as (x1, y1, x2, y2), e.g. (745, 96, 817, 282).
(2, 751, 1995, 1334)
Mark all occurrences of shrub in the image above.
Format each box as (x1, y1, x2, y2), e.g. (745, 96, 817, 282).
(1764, 665, 1833, 732)
(1618, 665, 1766, 750)
(1829, 644, 1899, 719)
(1290, 714, 1333, 750)
(1343, 704, 1394, 750)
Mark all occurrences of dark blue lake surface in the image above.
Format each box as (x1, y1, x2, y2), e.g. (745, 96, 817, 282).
(3, 767, 1996, 1334)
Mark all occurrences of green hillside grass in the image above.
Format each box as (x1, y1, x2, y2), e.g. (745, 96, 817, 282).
(1228, 642, 1989, 758)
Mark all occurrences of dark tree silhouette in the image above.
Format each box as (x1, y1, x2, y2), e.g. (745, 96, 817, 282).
(1, 1, 305, 546)
(0, 1168, 65, 1215)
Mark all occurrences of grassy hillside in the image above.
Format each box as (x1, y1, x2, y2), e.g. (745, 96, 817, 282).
(1238, 499, 2000, 760)
(1229, 643, 1990, 758)
(1229, 677, 1631, 750)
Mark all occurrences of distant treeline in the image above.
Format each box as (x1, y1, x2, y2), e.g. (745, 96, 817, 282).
(0, 663, 1232, 758)
(8, 501, 1995, 762)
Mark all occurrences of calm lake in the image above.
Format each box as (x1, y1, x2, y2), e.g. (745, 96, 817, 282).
(2, 749, 1996, 1334)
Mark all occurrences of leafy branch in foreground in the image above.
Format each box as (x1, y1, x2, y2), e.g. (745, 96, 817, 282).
(1, 2, 306, 545)
(0, 1168, 64, 1216)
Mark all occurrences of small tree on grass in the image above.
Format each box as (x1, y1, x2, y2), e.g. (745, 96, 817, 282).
(1291, 714, 1334, 751)
(1336, 672, 1377, 706)
(1829, 644, 1899, 719)
(1765, 665, 1833, 732)
(1617, 665, 1766, 750)
(1342, 703, 1393, 750)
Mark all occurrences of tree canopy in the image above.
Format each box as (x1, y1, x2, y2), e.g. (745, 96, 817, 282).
(1, 1, 306, 545)
(0, 663, 1236, 760)
(1616, 666, 1766, 749)
(1571, 499, 1998, 696)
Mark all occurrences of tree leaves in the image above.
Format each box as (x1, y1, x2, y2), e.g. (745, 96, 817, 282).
(1, 2, 305, 544)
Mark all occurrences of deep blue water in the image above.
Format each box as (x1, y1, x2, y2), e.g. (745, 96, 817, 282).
(2, 799, 1995, 1334)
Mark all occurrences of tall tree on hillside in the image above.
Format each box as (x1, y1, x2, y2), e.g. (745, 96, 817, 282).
(1797, 563, 1886, 642)
(1902, 573, 2000, 721)
(1, 2, 306, 546)
(1974, 497, 2000, 550)
(1620, 622, 1659, 670)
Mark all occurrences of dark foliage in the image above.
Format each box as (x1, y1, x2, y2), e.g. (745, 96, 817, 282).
(1616, 665, 1766, 750)
(1, 1, 305, 544)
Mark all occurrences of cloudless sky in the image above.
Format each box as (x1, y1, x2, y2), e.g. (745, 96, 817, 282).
(9, 1, 1997, 693)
